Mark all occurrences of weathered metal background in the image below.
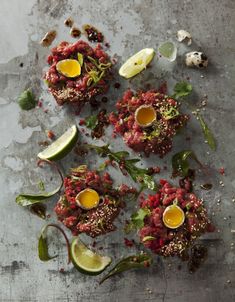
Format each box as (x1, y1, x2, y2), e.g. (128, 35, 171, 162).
(0, 0, 234, 301)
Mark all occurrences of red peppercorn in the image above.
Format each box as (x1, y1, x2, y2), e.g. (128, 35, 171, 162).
(79, 119, 85, 126)
(47, 130, 55, 140)
(219, 167, 225, 175)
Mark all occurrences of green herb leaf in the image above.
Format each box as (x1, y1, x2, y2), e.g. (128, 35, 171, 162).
(143, 128, 160, 140)
(85, 115, 98, 130)
(87, 145, 157, 190)
(172, 150, 202, 177)
(38, 224, 71, 263)
(97, 162, 106, 171)
(172, 81, 193, 100)
(99, 253, 152, 284)
(197, 114, 216, 150)
(15, 160, 63, 207)
(125, 208, 150, 233)
(162, 107, 179, 120)
(38, 225, 58, 261)
(18, 89, 37, 110)
(77, 52, 84, 67)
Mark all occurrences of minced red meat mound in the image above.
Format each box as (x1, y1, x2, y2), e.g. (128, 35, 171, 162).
(138, 179, 214, 257)
(109, 87, 189, 157)
(54, 165, 135, 238)
(44, 40, 112, 106)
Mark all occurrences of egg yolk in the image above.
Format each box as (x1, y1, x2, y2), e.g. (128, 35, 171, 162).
(163, 205, 185, 229)
(76, 189, 100, 209)
(135, 105, 156, 126)
(56, 59, 81, 78)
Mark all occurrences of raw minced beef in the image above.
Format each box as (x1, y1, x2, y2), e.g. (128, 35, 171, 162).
(54, 166, 136, 238)
(109, 86, 189, 157)
(44, 40, 112, 106)
(138, 179, 214, 257)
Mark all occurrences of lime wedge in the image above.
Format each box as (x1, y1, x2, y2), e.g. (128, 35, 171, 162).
(119, 48, 155, 79)
(71, 238, 111, 275)
(158, 41, 177, 62)
(38, 125, 78, 161)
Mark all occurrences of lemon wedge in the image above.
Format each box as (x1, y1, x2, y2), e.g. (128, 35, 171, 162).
(119, 48, 155, 79)
(56, 59, 81, 78)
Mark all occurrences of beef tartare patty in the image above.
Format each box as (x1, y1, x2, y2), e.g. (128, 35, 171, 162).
(45, 40, 112, 106)
(138, 179, 214, 257)
(54, 165, 135, 238)
(109, 88, 189, 157)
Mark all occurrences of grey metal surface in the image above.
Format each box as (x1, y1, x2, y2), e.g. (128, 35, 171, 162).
(0, 0, 235, 301)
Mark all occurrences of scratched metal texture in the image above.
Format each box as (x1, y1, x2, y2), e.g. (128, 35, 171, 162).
(0, 0, 235, 301)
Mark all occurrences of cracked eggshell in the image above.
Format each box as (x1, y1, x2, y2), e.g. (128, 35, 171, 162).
(185, 51, 208, 68)
(177, 30, 192, 45)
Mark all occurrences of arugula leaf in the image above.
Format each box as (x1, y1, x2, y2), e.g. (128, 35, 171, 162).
(197, 114, 216, 150)
(125, 208, 150, 233)
(99, 253, 152, 284)
(18, 89, 37, 110)
(172, 150, 202, 177)
(15, 160, 63, 207)
(16, 186, 61, 206)
(172, 81, 192, 100)
(85, 115, 98, 130)
(38, 224, 71, 263)
(87, 144, 157, 190)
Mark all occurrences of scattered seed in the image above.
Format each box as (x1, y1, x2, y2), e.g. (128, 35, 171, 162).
(64, 17, 74, 27)
(40, 30, 57, 47)
(70, 26, 81, 38)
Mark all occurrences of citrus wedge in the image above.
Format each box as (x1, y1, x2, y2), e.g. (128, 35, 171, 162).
(71, 237, 111, 275)
(38, 125, 78, 161)
(56, 59, 81, 78)
(119, 48, 155, 79)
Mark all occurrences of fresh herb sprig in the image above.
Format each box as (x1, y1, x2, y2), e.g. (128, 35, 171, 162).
(87, 144, 157, 190)
(15, 159, 63, 207)
(172, 150, 204, 177)
(85, 115, 98, 130)
(38, 223, 70, 263)
(18, 89, 37, 110)
(197, 114, 216, 150)
(99, 253, 152, 284)
(172, 81, 216, 150)
(124, 208, 151, 233)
